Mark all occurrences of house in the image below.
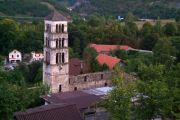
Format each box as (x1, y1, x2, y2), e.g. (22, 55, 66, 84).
(89, 44, 132, 54)
(14, 104, 82, 120)
(42, 87, 113, 120)
(30, 51, 44, 63)
(8, 50, 22, 63)
(96, 54, 122, 70)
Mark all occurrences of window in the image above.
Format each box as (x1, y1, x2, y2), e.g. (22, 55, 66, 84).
(105, 83, 108, 86)
(46, 52, 50, 64)
(46, 38, 50, 47)
(62, 38, 65, 47)
(74, 87, 77, 91)
(12, 55, 14, 58)
(46, 24, 51, 32)
(59, 38, 61, 48)
(56, 53, 61, 64)
(56, 24, 58, 33)
(17, 55, 19, 58)
(56, 39, 58, 48)
(59, 85, 62, 92)
(84, 76, 87, 82)
(62, 53, 65, 63)
(62, 24, 64, 33)
(59, 25, 61, 33)
(101, 74, 103, 79)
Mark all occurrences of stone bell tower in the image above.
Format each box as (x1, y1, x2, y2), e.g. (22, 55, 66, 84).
(43, 10, 69, 93)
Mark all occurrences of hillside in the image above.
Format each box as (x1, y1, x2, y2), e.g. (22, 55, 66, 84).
(0, 0, 179, 19)
(59, 0, 180, 19)
(0, 0, 70, 19)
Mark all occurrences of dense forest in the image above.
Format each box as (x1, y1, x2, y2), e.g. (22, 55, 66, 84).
(0, 0, 180, 19)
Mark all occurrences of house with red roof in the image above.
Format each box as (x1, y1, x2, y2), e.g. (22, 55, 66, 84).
(89, 44, 132, 54)
(96, 54, 122, 70)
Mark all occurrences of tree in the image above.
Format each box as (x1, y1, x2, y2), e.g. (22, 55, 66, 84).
(0, 69, 49, 119)
(125, 12, 137, 23)
(154, 17, 163, 35)
(135, 64, 178, 119)
(141, 22, 154, 36)
(163, 22, 177, 36)
(104, 66, 135, 120)
(153, 37, 177, 66)
(140, 33, 159, 50)
(169, 36, 180, 62)
(0, 19, 20, 55)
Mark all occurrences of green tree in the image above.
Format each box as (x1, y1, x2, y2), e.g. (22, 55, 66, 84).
(140, 33, 159, 50)
(141, 22, 154, 36)
(104, 66, 135, 120)
(163, 22, 177, 36)
(153, 37, 177, 66)
(154, 17, 163, 35)
(135, 64, 177, 119)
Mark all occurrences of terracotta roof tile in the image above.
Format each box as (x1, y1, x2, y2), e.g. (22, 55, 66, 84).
(89, 44, 132, 53)
(96, 54, 121, 70)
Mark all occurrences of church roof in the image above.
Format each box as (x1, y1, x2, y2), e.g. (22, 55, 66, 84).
(45, 10, 68, 21)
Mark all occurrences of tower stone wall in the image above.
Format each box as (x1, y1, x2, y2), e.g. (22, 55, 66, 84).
(43, 11, 69, 93)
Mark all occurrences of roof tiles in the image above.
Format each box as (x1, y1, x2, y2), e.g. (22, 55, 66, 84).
(96, 54, 121, 70)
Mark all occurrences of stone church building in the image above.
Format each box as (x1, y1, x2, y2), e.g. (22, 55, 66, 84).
(43, 11, 112, 93)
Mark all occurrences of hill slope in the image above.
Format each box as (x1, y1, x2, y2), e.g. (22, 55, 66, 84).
(60, 0, 180, 18)
(0, 0, 179, 19)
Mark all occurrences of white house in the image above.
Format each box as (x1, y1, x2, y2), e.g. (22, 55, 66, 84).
(30, 52, 44, 62)
(8, 49, 22, 63)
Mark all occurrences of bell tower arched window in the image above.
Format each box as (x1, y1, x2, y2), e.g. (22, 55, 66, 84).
(56, 53, 62, 64)
(62, 53, 65, 63)
(56, 24, 58, 33)
(62, 38, 65, 47)
(59, 25, 61, 33)
(62, 24, 64, 33)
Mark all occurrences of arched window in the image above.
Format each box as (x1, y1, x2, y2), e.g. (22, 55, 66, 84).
(59, 38, 61, 48)
(56, 53, 58, 64)
(59, 24, 61, 33)
(74, 87, 77, 91)
(59, 85, 62, 92)
(62, 24, 64, 33)
(56, 24, 58, 33)
(46, 52, 50, 65)
(62, 38, 65, 47)
(56, 53, 61, 64)
(56, 39, 58, 48)
(62, 53, 65, 63)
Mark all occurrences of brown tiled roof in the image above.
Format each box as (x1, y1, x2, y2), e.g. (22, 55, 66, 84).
(42, 91, 101, 109)
(69, 58, 91, 76)
(45, 10, 68, 21)
(14, 104, 82, 120)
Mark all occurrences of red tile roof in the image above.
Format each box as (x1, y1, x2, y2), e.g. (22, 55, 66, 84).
(89, 44, 132, 53)
(14, 104, 82, 120)
(42, 91, 101, 109)
(96, 54, 121, 70)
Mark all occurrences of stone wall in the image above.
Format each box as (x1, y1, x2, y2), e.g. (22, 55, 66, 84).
(69, 71, 112, 91)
